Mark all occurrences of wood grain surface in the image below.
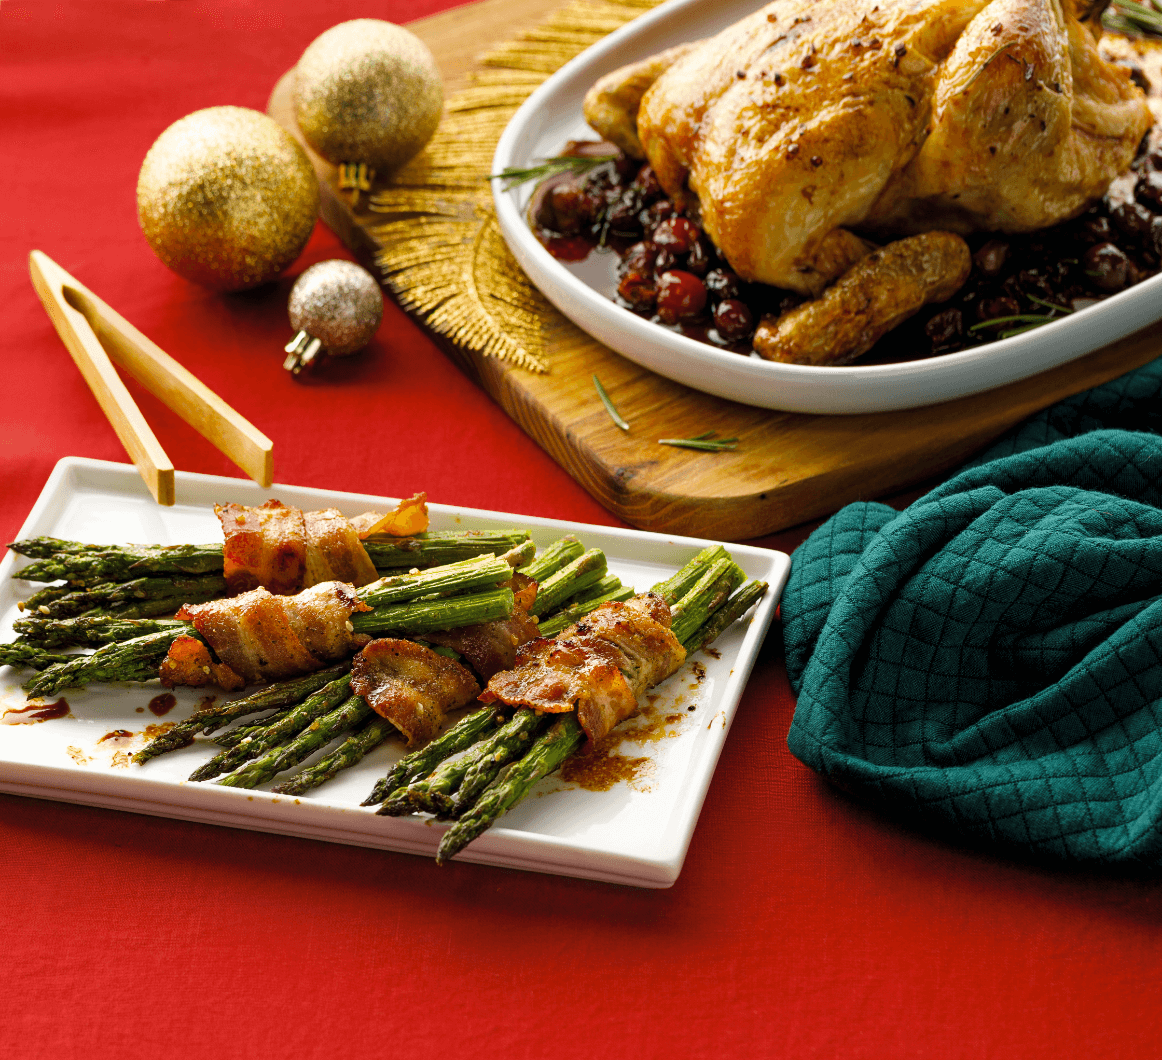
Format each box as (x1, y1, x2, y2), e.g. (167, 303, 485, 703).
(268, 0, 1162, 541)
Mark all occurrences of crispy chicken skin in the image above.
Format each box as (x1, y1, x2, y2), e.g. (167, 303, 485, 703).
(753, 231, 972, 363)
(585, 0, 1151, 296)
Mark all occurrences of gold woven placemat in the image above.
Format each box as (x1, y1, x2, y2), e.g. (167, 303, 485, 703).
(367, 0, 662, 373)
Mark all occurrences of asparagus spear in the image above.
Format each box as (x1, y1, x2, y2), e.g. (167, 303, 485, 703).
(378, 708, 548, 817)
(9, 531, 532, 578)
(216, 695, 372, 789)
(271, 716, 396, 796)
(449, 710, 551, 816)
(500, 539, 537, 569)
(536, 585, 635, 637)
(357, 554, 512, 609)
(651, 544, 730, 605)
(13, 543, 225, 585)
(682, 579, 768, 654)
(0, 643, 79, 670)
(669, 559, 745, 645)
(133, 662, 352, 764)
(23, 627, 192, 697)
(361, 705, 503, 805)
(363, 530, 531, 569)
(517, 535, 583, 582)
(29, 574, 227, 620)
(210, 711, 294, 748)
(13, 616, 187, 648)
(528, 548, 607, 617)
(436, 716, 586, 865)
(18, 584, 75, 612)
(351, 586, 514, 636)
(188, 675, 354, 781)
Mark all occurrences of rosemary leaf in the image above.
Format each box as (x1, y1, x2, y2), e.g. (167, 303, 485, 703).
(967, 313, 1054, 333)
(1026, 294, 1072, 315)
(489, 155, 606, 191)
(658, 435, 739, 452)
(593, 374, 630, 431)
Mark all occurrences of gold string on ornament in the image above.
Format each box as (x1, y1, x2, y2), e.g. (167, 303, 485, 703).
(367, 0, 665, 375)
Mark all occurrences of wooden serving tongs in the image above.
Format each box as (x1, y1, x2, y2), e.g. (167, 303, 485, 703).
(29, 250, 273, 505)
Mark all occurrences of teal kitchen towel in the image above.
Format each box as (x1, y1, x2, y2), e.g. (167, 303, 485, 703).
(783, 357, 1162, 866)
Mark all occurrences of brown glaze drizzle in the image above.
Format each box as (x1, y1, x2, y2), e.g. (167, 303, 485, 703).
(559, 735, 650, 792)
(148, 692, 177, 717)
(98, 729, 134, 743)
(3, 698, 70, 721)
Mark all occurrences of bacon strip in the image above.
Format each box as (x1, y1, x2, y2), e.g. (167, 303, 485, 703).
(217, 500, 306, 596)
(166, 581, 370, 687)
(216, 500, 379, 596)
(481, 592, 686, 743)
(351, 639, 480, 745)
(158, 634, 244, 692)
(424, 573, 539, 681)
(303, 508, 379, 587)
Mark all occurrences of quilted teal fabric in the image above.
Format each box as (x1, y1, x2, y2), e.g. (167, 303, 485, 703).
(783, 358, 1162, 867)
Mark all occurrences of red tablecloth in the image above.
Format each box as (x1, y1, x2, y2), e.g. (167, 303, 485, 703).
(3, 3, 1161, 1057)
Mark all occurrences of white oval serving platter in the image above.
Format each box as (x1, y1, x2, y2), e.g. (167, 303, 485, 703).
(492, 0, 1162, 415)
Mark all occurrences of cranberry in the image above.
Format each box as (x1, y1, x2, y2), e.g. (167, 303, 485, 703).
(632, 165, 664, 204)
(620, 240, 658, 276)
(1110, 199, 1154, 241)
(685, 236, 714, 277)
(1083, 242, 1139, 291)
(713, 299, 754, 340)
(618, 270, 658, 310)
(1017, 268, 1055, 302)
(1149, 217, 1162, 257)
(977, 295, 1021, 322)
(704, 268, 742, 301)
(640, 200, 675, 231)
(653, 216, 699, 255)
(973, 239, 1009, 278)
(606, 189, 644, 235)
(1079, 215, 1114, 243)
(655, 270, 708, 324)
(654, 248, 678, 273)
(1135, 171, 1162, 212)
(925, 308, 963, 350)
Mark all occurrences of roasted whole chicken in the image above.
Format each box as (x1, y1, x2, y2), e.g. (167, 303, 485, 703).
(584, 0, 1153, 363)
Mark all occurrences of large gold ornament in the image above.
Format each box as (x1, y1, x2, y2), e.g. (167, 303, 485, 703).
(293, 20, 444, 175)
(137, 106, 319, 291)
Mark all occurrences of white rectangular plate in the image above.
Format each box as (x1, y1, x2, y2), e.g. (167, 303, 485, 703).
(0, 458, 789, 888)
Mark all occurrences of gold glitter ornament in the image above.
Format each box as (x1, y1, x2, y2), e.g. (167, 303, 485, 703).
(283, 260, 384, 374)
(137, 106, 319, 292)
(293, 20, 444, 175)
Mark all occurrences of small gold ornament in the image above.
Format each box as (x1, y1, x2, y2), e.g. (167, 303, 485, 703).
(293, 19, 444, 178)
(137, 106, 319, 292)
(283, 260, 383, 375)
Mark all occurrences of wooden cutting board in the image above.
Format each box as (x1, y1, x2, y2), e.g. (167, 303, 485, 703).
(269, 0, 1162, 542)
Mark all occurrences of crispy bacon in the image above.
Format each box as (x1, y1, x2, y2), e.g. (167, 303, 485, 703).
(158, 634, 244, 692)
(216, 500, 379, 596)
(350, 492, 429, 538)
(424, 573, 539, 681)
(350, 639, 480, 745)
(166, 581, 371, 687)
(481, 592, 686, 743)
(303, 508, 379, 587)
(217, 500, 306, 596)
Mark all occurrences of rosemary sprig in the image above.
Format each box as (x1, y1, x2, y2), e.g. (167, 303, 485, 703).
(658, 432, 739, 452)
(489, 155, 607, 191)
(593, 374, 630, 431)
(968, 313, 1057, 333)
(1026, 294, 1073, 315)
(1104, 0, 1162, 35)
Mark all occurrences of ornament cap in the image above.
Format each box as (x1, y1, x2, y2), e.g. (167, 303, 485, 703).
(283, 331, 324, 375)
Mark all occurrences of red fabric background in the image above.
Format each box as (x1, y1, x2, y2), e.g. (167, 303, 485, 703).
(2, 3, 1161, 1058)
